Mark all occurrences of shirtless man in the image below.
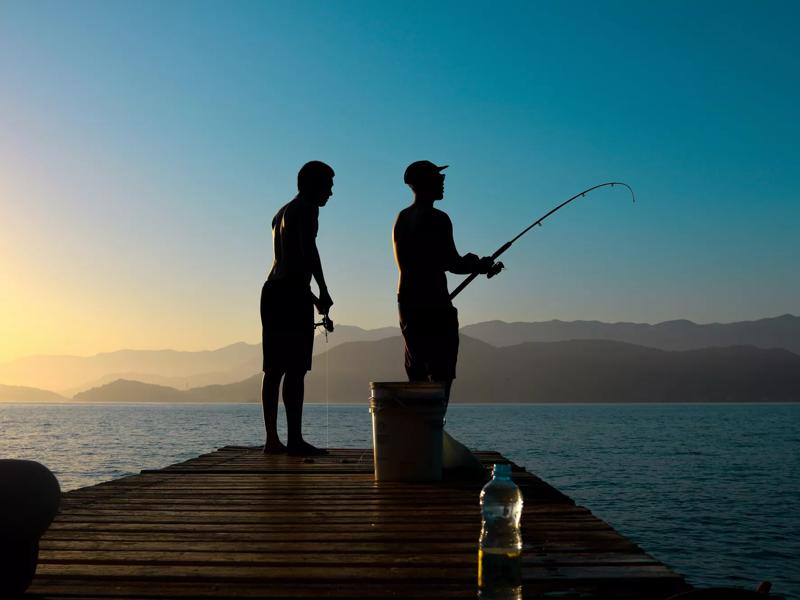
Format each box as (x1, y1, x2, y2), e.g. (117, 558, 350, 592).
(393, 160, 494, 405)
(260, 161, 334, 455)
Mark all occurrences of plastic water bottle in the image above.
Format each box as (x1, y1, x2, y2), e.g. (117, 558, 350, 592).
(478, 463, 523, 599)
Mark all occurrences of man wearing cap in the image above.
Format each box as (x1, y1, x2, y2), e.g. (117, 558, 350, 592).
(393, 160, 494, 405)
(260, 160, 334, 456)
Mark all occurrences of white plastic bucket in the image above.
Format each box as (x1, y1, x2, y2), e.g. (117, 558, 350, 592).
(369, 382, 446, 482)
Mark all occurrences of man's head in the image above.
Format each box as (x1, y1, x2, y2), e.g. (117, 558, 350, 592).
(404, 160, 447, 202)
(298, 160, 335, 207)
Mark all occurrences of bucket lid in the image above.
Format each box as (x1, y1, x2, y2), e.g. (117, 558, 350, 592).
(370, 381, 445, 392)
(370, 381, 446, 400)
(369, 381, 446, 409)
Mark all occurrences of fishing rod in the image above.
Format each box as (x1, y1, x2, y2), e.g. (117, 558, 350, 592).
(449, 182, 635, 301)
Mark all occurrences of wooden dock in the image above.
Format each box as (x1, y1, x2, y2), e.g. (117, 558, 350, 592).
(29, 447, 689, 599)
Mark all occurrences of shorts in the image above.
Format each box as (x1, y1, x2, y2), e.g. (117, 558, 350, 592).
(399, 304, 459, 382)
(260, 280, 314, 373)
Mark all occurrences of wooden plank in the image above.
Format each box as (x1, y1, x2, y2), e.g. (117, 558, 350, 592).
(52, 512, 609, 526)
(45, 524, 623, 538)
(29, 447, 688, 599)
(37, 550, 664, 567)
(57, 497, 572, 510)
(33, 561, 682, 581)
(37, 544, 659, 563)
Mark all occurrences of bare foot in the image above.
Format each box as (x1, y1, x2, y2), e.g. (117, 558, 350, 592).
(262, 440, 287, 454)
(287, 440, 328, 456)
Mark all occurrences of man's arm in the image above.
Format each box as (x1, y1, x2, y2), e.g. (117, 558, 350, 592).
(298, 207, 333, 313)
(441, 214, 492, 275)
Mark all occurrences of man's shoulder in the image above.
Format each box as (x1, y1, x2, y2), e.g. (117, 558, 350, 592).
(284, 197, 318, 220)
(430, 207, 453, 227)
(394, 205, 415, 225)
(396, 205, 449, 218)
(431, 206, 450, 219)
(394, 205, 451, 229)
(273, 199, 291, 217)
(396, 205, 415, 217)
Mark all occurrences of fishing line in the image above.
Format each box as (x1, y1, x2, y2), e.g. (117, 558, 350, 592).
(315, 314, 334, 451)
(325, 333, 329, 450)
(450, 182, 635, 300)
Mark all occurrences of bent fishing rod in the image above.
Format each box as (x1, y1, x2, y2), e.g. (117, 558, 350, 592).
(449, 181, 635, 301)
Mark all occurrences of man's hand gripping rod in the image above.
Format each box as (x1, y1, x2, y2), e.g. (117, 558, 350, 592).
(311, 290, 335, 341)
(315, 313, 334, 341)
(449, 182, 635, 301)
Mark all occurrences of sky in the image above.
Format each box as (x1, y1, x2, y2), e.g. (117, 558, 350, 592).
(1, 0, 798, 362)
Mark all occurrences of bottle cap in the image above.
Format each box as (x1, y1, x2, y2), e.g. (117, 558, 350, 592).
(492, 463, 512, 478)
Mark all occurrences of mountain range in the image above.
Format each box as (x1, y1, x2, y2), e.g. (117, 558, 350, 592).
(0, 325, 399, 395)
(296, 336, 800, 403)
(1, 315, 798, 403)
(461, 314, 800, 353)
(70, 336, 800, 404)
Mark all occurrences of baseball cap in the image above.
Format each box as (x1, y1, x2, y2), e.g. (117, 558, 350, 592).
(403, 160, 448, 185)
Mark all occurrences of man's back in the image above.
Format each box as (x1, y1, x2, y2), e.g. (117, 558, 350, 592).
(268, 197, 319, 287)
(393, 204, 455, 308)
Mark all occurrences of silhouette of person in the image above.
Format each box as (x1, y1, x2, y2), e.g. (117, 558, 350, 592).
(393, 161, 493, 406)
(0, 459, 60, 597)
(260, 161, 334, 456)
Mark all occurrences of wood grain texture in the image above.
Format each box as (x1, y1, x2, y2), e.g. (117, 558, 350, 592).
(29, 447, 689, 599)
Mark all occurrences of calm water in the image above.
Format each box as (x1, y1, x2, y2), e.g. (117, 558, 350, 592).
(1, 402, 798, 598)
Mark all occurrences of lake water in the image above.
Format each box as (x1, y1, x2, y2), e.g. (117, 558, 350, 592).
(1, 402, 798, 598)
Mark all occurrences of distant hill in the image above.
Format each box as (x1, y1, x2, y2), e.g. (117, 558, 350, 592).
(462, 314, 800, 354)
(0, 326, 401, 394)
(72, 380, 186, 403)
(73, 336, 800, 404)
(313, 324, 400, 353)
(0, 342, 261, 395)
(61, 370, 258, 397)
(73, 375, 263, 404)
(184, 375, 262, 403)
(0, 384, 67, 403)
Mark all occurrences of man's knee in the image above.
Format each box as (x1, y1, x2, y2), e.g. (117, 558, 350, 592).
(283, 369, 306, 385)
(262, 369, 285, 387)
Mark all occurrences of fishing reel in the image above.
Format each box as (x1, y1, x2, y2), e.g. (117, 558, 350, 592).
(315, 314, 334, 334)
(486, 261, 505, 279)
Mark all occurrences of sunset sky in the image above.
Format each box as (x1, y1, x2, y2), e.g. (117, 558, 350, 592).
(1, 1, 798, 362)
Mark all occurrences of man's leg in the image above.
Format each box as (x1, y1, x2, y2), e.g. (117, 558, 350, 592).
(400, 305, 430, 382)
(261, 370, 287, 453)
(404, 341, 430, 382)
(283, 369, 327, 455)
(431, 306, 459, 410)
(260, 281, 287, 454)
(442, 379, 453, 409)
